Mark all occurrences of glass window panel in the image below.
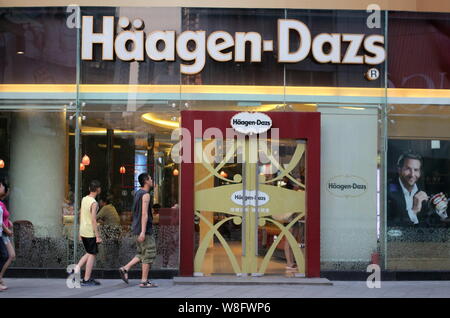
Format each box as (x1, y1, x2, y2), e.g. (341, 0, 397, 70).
(78, 102, 180, 270)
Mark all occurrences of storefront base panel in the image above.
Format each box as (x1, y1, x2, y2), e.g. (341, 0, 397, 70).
(173, 276, 333, 286)
(321, 261, 371, 271)
(322, 271, 450, 281)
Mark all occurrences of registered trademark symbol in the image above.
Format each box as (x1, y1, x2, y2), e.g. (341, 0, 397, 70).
(365, 68, 380, 81)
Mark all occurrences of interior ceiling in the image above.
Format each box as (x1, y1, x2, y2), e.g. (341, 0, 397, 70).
(78, 102, 450, 134)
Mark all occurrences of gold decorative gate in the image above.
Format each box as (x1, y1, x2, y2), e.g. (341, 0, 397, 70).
(194, 136, 306, 276)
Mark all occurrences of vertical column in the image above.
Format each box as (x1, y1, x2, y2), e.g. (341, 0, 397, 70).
(147, 133, 155, 181)
(9, 111, 67, 237)
(106, 128, 114, 192)
(243, 136, 258, 274)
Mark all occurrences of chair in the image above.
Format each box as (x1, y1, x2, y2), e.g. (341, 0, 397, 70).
(13, 220, 35, 250)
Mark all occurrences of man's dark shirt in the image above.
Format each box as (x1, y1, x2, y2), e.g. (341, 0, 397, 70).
(131, 189, 153, 235)
(387, 178, 443, 228)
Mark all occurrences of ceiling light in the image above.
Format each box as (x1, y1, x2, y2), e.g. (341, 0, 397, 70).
(141, 113, 180, 129)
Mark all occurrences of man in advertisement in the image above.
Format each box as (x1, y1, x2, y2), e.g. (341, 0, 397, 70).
(387, 151, 449, 227)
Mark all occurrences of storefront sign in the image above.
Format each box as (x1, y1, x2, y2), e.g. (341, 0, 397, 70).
(231, 112, 272, 135)
(231, 190, 270, 207)
(81, 17, 386, 74)
(327, 175, 368, 198)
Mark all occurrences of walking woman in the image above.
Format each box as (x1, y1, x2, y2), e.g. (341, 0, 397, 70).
(0, 179, 14, 290)
(0, 200, 7, 292)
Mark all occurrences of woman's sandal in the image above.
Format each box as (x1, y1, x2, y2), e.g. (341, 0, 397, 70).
(118, 267, 129, 284)
(139, 280, 158, 288)
(0, 278, 7, 290)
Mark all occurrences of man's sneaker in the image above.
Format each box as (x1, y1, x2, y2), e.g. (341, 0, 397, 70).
(81, 279, 101, 286)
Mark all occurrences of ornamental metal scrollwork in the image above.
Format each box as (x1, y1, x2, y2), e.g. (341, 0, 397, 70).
(194, 138, 306, 275)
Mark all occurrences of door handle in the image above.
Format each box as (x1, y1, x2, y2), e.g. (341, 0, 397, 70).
(255, 162, 259, 257)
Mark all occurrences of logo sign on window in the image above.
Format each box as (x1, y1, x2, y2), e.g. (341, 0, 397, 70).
(327, 175, 368, 198)
(231, 112, 272, 135)
(231, 190, 270, 207)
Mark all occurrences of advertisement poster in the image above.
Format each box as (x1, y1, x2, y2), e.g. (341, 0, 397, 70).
(387, 139, 450, 238)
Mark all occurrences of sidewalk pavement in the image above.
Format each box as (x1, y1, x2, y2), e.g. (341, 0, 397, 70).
(1, 279, 450, 298)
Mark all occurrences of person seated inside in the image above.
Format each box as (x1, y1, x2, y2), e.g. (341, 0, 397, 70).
(62, 190, 74, 216)
(97, 195, 120, 226)
(152, 203, 161, 225)
(96, 194, 121, 267)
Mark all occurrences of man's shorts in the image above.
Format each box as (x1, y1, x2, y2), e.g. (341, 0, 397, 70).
(81, 237, 98, 255)
(135, 234, 156, 264)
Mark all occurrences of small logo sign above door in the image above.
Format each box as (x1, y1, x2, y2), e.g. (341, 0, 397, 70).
(231, 112, 272, 135)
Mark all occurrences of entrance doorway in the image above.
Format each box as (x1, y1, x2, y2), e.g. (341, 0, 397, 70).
(180, 111, 321, 277)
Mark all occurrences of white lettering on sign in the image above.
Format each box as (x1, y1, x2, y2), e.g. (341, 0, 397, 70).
(81, 17, 386, 74)
(231, 190, 270, 207)
(231, 112, 272, 135)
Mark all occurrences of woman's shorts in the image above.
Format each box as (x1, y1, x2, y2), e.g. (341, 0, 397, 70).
(2, 235, 10, 245)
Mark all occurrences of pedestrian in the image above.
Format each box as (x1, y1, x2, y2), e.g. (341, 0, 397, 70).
(0, 179, 14, 289)
(0, 200, 8, 292)
(96, 194, 121, 268)
(119, 173, 158, 288)
(74, 180, 102, 286)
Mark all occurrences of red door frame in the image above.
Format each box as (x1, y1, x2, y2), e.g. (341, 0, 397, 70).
(179, 110, 321, 277)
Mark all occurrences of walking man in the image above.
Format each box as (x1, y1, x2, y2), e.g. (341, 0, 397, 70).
(75, 180, 102, 286)
(119, 173, 158, 288)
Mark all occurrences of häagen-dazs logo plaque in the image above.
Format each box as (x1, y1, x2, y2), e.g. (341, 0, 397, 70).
(231, 112, 272, 135)
(231, 190, 270, 207)
(327, 175, 368, 198)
